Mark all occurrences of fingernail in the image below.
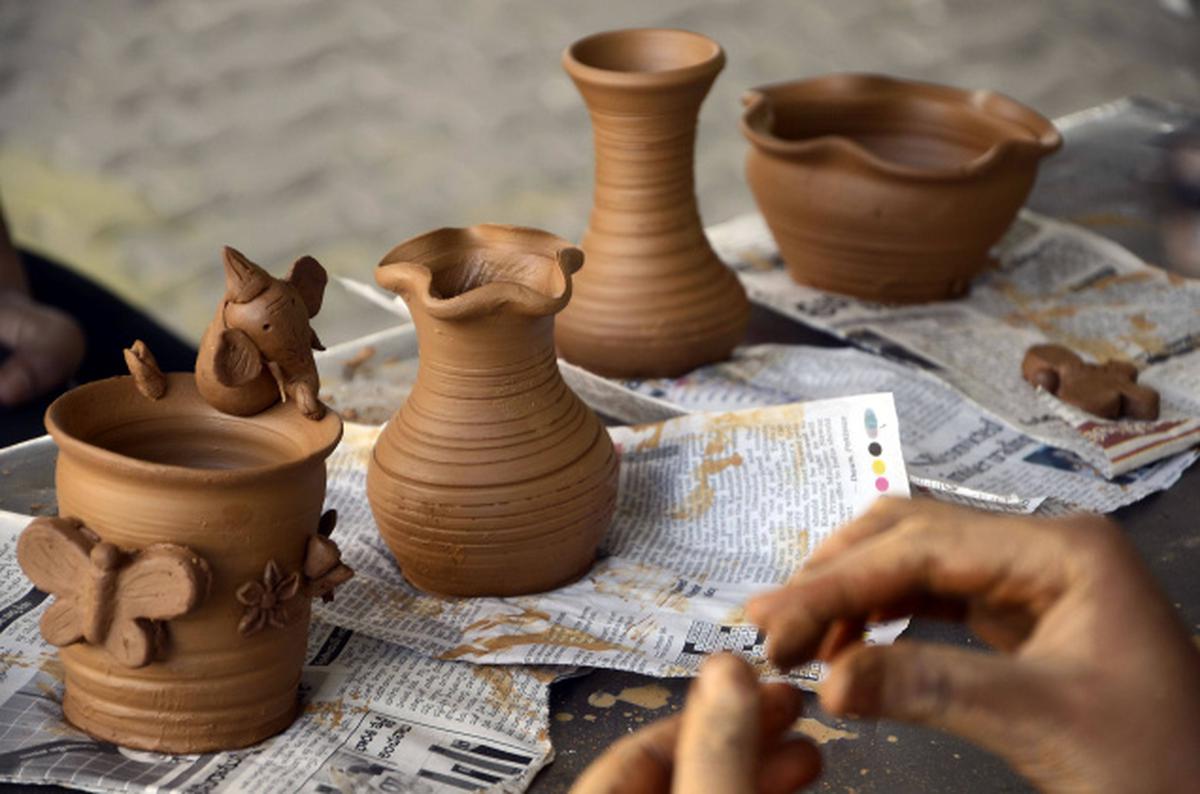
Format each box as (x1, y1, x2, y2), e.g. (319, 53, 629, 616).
(698, 653, 756, 700)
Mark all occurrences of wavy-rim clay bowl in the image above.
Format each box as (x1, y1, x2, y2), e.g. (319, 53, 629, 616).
(741, 73, 1062, 302)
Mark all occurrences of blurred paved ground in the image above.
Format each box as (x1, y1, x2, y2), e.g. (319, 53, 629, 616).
(0, 0, 1197, 344)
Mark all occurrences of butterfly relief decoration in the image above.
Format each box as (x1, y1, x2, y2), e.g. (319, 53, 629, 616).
(17, 516, 212, 668)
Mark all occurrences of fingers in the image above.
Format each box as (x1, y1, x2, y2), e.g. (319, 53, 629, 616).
(674, 654, 762, 794)
(757, 739, 822, 794)
(821, 642, 1067, 764)
(749, 681, 821, 794)
(570, 713, 679, 794)
(0, 293, 85, 406)
(757, 681, 804, 738)
(801, 496, 915, 570)
(573, 659, 818, 794)
(814, 617, 867, 662)
(748, 505, 1067, 669)
(0, 356, 37, 406)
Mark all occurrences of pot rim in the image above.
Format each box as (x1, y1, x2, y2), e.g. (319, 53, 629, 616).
(562, 28, 724, 90)
(45, 373, 343, 483)
(376, 224, 583, 321)
(740, 73, 1062, 182)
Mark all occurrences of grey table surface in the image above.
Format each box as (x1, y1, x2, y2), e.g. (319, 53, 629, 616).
(3, 97, 1198, 794)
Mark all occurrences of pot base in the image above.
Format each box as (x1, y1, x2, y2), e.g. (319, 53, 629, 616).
(399, 553, 597, 599)
(556, 321, 745, 379)
(778, 249, 982, 304)
(62, 680, 299, 754)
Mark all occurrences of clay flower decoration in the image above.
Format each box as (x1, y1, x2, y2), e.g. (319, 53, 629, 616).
(237, 560, 301, 636)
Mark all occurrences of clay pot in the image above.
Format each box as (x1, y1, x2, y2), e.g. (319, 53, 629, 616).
(31, 373, 342, 752)
(368, 224, 619, 597)
(741, 74, 1062, 302)
(555, 28, 750, 378)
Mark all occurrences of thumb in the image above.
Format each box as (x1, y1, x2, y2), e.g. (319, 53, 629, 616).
(0, 354, 37, 405)
(821, 643, 1068, 759)
(673, 654, 761, 794)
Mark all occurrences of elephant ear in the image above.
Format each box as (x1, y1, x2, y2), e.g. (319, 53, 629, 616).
(213, 328, 263, 387)
(287, 256, 327, 318)
(223, 247, 271, 303)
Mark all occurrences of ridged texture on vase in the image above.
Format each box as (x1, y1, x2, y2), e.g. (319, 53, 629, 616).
(555, 29, 750, 378)
(741, 73, 1062, 303)
(368, 225, 619, 597)
(44, 374, 341, 752)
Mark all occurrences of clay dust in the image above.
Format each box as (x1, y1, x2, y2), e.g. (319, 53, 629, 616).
(440, 607, 628, 660)
(305, 699, 369, 730)
(472, 666, 542, 724)
(633, 422, 665, 452)
(771, 525, 811, 564)
(996, 274, 1171, 362)
(592, 567, 698, 613)
(793, 717, 860, 745)
(671, 452, 744, 520)
(586, 684, 672, 711)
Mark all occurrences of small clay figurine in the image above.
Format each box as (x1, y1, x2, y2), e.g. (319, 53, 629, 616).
(195, 246, 329, 419)
(123, 339, 167, 399)
(17, 516, 211, 668)
(1022, 344, 1160, 420)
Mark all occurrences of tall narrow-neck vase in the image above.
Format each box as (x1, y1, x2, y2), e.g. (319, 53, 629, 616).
(555, 28, 750, 378)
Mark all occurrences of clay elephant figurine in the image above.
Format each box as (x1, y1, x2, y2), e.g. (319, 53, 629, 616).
(195, 247, 329, 419)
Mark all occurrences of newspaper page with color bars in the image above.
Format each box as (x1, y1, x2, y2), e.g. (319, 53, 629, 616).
(314, 396, 908, 682)
(0, 393, 907, 792)
(615, 345, 1197, 516)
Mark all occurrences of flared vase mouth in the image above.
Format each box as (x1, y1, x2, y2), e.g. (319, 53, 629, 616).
(45, 373, 343, 483)
(563, 28, 724, 89)
(375, 224, 583, 321)
(741, 73, 1062, 181)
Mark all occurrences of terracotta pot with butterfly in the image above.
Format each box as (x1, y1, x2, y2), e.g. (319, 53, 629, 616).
(15, 249, 351, 753)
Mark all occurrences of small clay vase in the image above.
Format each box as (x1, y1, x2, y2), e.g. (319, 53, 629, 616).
(24, 374, 343, 752)
(555, 28, 750, 378)
(367, 224, 619, 597)
(741, 74, 1062, 302)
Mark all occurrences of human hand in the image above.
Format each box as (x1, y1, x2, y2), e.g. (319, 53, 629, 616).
(0, 290, 85, 406)
(571, 654, 821, 794)
(746, 498, 1200, 794)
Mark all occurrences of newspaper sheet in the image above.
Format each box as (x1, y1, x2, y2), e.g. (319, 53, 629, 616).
(711, 211, 1200, 479)
(617, 345, 1197, 517)
(315, 396, 909, 683)
(0, 510, 554, 794)
(0, 394, 909, 792)
(316, 320, 1193, 517)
